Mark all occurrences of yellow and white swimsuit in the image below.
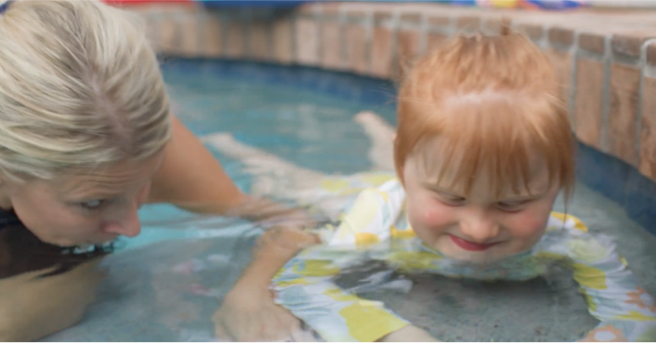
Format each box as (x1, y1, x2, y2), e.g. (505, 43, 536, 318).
(272, 178, 656, 342)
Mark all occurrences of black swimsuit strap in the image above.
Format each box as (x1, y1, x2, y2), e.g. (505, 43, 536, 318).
(0, 207, 113, 279)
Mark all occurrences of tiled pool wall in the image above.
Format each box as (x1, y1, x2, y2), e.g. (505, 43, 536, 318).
(124, 2, 656, 233)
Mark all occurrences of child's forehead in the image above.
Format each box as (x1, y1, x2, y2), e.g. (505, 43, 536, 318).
(410, 136, 552, 198)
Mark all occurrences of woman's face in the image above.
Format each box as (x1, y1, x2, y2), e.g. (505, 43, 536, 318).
(0, 152, 165, 246)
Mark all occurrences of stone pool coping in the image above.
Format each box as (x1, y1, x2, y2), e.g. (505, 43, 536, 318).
(122, 2, 656, 233)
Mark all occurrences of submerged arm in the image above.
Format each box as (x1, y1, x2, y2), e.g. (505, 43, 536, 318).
(557, 218, 656, 341)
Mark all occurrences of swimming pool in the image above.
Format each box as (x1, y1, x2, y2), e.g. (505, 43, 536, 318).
(42, 59, 656, 342)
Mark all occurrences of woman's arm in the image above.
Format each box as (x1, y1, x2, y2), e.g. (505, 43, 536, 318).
(0, 259, 104, 341)
(148, 115, 315, 226)
(147, 115, 247, 214)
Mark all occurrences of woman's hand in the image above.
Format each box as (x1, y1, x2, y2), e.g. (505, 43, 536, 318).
(213, 226, 320, 341)
(212, 282, 301, 342)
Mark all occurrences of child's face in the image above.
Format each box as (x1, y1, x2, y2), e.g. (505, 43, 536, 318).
(401, 141, 560, 263)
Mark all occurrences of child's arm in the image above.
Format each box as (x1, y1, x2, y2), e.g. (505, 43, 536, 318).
(554, 216, 656, 341)
(212, 226, 320, 341)
(271, 182, 433, 341)
(380, 325, 440, 341)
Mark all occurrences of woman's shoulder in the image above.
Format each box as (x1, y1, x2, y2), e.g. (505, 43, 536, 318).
(0, 209, 112, 280)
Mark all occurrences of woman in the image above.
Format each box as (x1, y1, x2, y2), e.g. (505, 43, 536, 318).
(0, 0, 304, 340)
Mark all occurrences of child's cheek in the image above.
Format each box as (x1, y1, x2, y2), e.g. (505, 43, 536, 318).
(504, 208, 550, 239)
(408, 195, 455, 230)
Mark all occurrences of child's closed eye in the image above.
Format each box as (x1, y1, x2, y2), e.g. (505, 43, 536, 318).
(436, 194, 467, 206)
(496, 200, 530, 212)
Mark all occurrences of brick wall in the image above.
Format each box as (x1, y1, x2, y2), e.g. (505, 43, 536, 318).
(125, 2, 656, 186)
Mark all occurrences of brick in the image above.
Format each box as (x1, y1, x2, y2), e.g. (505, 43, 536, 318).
(428, 14, 450, 28)
(397, 28, 421, 80)
(370, 26, 393, 79)
(373, 10, 392, 25)
(345, 9, 367, 22)
(647, 41, 656, 66)
(611, 31, 656, 58)
(249, 21, 270, 61)
(607, 63, 641, 166)
(159, 17, 179, 54)
(294, 17, 320, 66)
(321, 2, 341, 16)
(483, 17, 503, 35)
(179, 14, 200, 57)
(574, 58, 604, 148)
(272, 18, 293, 64)
(640, 76, 656, 180)
(548, 27, 574, 47)
(400, 12, 421, 24)
(426, 32, 447, 53)
(296, 2, 320, 16)
(516, 23, 543, 42)
(346, 24, 368, 74)
(579, 32, 606, 54)
(457, 16, 480, 32)
(321, 20, 343, 69)
(545, 49, 573, 119)
(225, 20, 245, 59)
(200, 14, 223, 58)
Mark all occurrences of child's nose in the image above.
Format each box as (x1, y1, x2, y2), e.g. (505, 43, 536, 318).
(459, 213, 500, 242)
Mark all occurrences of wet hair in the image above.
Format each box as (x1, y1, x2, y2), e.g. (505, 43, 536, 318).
(395, 26, 575, 199)
(0, 0, 171, 182)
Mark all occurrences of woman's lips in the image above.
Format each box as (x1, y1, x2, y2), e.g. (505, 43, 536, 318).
(449, 234, 500, 251)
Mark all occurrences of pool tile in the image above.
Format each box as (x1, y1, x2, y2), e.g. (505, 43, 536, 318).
(295, 17, 320, 66)
(346, 24, 368, 75)
(201, 14, 223, 58)
(396, 27, 420, 81)
(249, 21, 271, 61)
(226, 20, 246, 59)
(574, 57, 604, 148)
(639, 76, 656, 180)
(321, 19, 343, 70)
(607, 63, 641, 166)
(180, 14, 200, 57)
(272, 17, 294, 64)
(547, 48, 574, 126)
(370, 12, 393, 79)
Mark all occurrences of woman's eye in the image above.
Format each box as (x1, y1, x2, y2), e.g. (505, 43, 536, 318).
(79, 200, 104, 210)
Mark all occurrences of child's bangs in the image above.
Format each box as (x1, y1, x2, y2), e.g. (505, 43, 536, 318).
(416, 93, 574, 199)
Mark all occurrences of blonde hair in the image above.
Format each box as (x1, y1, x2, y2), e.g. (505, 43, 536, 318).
(0, 0, 171, 182)
(395, 28, 575, 198)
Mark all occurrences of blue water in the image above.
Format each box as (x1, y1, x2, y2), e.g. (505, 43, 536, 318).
(129, 61, 398, 250)
(42, 60, 656, 342)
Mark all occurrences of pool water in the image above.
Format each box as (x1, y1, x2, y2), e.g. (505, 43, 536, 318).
(42, 60, 656, 342)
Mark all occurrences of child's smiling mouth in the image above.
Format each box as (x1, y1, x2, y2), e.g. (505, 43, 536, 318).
(449, 234, 501, 251)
